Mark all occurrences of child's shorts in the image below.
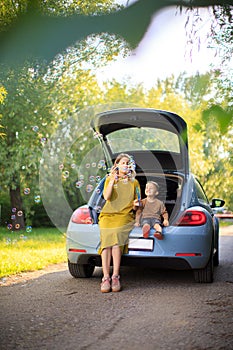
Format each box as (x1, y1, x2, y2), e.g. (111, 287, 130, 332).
(141, 218, 161, 228)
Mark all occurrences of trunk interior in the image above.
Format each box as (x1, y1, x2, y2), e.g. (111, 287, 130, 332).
(89, 173, 184, 225)
(135, 173, 183, 223)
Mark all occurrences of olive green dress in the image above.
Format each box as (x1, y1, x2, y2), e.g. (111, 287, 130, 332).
(98, 176, 140, 255)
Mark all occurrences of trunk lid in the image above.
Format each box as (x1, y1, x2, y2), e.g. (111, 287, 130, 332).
(91, 108, 189, 175)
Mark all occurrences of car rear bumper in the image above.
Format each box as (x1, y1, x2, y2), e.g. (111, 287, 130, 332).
(73, 253, 193, 269)
(67, 224, 215, 270)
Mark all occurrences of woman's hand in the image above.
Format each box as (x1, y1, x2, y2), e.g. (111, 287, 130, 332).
(104, 167, 118, 200)
(109, 166, 118, 181)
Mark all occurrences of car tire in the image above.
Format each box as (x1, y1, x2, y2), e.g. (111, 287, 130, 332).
(68, 261, 95, 278)
(213, 235, 219, 267)
(193, 249, 214, 283)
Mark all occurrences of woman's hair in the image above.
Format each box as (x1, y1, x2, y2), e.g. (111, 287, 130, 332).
(114, 153, 131, 166)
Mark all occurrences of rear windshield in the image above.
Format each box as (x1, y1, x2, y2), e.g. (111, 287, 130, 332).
(106, 127, 180, 153)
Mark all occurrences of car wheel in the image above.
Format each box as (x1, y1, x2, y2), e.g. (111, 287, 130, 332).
(193, 249, 214, 283)
(213, 236, 219, 267)
(68, 261, 95, 278)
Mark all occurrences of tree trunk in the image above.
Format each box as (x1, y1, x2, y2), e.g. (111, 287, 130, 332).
(9, 186, 25, 231)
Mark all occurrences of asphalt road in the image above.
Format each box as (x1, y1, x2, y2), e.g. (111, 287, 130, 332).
(1, 226, 233, 350)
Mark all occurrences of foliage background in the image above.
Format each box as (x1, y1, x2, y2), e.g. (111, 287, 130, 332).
(0, 0, 232, 230)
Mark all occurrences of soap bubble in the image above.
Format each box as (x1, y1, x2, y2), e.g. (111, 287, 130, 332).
(34, 195, 41, 204)
(75, 181, 83, 189)
(93, 132, 102, 139)
(24, 188, 30, 195)
(26, 226, 32, 233)
(62, 171, 69, 179)
(32, 126, 39, 132)
(17, 211, 23, 217)
(98, 160, 106, 168)
(40, 137, 47, 144)
(6, 237, 11, 244)
(89, 175, 95, 183)
(96, 176, 101, 182)
(86, 184, 93, 193)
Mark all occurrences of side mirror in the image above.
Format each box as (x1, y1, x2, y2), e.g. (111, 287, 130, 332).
(210, 198, 225, 208)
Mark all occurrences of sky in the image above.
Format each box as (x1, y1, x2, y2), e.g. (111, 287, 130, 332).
(96, 4, 219, 89)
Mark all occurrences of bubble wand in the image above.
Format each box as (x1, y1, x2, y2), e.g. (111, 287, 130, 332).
(136, 186, 142, 207)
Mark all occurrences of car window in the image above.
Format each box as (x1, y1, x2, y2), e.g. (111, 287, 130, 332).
(106, 127, 180, 153)
(195, 179, 209, 204)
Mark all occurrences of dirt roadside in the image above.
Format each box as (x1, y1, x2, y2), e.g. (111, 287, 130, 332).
(0, 262, 67, 287)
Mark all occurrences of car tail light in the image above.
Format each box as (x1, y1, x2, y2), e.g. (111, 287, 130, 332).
(72, 207, 92, 224)
(69, 248, 87, 253)
(176, 210, 207, 226)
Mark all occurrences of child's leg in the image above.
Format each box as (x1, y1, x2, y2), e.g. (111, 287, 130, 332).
(153, 223, 163, 240)
(142, 223, 150, 238)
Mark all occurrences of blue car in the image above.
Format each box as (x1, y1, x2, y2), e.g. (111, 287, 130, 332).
(66, 108, 225, 283)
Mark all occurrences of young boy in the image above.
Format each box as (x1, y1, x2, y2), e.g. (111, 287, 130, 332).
(134, 181, 169, 240)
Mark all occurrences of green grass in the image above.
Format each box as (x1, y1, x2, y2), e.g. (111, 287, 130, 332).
(219, 220, 233, 227)
(0, 227, 67, 278)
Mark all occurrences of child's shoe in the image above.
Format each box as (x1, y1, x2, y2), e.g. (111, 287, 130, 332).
(154, 231, 163, 240)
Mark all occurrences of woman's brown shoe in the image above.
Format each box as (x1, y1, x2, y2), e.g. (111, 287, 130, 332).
(101, 277, 111, 293)
(111, 275, 121, 292)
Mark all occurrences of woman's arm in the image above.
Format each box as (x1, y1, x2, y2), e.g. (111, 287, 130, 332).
(103, 166, 118, 201)
(103, 178, 115, 201)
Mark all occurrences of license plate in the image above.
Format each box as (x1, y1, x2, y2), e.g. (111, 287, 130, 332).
(128, 238, 154, 251)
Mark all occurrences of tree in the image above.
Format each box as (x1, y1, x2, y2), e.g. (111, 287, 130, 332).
(0, 0, 127, 230)
(1, 0, 232, 230)
(0, 85, 7, 137)
(0, 63, 55, 230)
(1, 0, 232, 66)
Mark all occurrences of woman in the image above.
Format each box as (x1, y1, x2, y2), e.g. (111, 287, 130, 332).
(98, 153, 140, 293)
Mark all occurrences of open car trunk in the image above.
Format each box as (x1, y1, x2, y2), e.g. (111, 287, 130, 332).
(88, 172, 183, 225)
(90, 108, 189, 224)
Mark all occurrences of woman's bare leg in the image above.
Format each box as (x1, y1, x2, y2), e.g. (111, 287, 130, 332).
(101, 247, 112, 278)
(112, 245, 122, 276)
